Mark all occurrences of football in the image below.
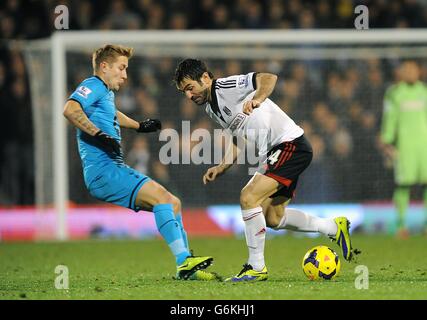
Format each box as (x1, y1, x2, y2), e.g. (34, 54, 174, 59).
(302, 245, 341, 280)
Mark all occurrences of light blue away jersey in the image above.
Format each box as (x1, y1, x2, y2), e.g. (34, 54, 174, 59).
(68, 76, 123, 184)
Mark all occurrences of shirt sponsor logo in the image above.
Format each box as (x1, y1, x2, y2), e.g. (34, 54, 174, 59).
(228, 113, 247, 132)
(76, 86, 92, 98)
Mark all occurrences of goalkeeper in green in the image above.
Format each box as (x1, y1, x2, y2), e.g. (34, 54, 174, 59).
(380, 60, 427, 237)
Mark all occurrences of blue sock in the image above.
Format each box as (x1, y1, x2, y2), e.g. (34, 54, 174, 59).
(175, 213, 189, 250)
(153, 204, 190, 265)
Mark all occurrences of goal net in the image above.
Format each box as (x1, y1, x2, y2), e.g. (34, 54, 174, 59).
(23, 30, 427, 239)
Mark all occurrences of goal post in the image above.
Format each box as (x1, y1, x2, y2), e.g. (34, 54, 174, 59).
(51, 33, 68, 241)
(23, 29, 427, 240)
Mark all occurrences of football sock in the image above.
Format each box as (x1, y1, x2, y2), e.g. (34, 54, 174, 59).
(393, 187, 410, 229)
(175, 213, 189, 250)
(274, 208, 337, 237)
(153, 204, 190, 265)
(242, 207, 266, 271)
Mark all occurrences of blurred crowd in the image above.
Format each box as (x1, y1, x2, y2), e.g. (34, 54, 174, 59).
(1, 0, 427, 206)
(1, 0, 427, 37)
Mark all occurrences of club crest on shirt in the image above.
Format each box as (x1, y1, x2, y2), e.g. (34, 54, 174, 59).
(76, 86, 92, 98)
(238, 75, 249, 88)
(222, 106, 232, 116)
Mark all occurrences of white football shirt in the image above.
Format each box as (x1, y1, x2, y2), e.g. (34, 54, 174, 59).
(204, 72, 304, 156)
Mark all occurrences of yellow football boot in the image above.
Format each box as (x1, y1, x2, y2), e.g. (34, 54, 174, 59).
(331, 217, 355, 261)
(189, 270, 222, 281)
(225, 264, 268, 282)
(176, 255, 213, 280)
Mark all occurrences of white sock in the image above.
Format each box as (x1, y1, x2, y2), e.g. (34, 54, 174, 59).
(275, 208, 337, 237)
(242, 207, 266, 271)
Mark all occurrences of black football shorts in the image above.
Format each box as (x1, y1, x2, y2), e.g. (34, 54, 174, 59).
(262, 134, 313, 199)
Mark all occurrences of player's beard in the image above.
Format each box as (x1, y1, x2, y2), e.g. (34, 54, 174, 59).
(112, 80, 123, 91)
(192, 88, 208, 105)
(118, 77, 126, 89)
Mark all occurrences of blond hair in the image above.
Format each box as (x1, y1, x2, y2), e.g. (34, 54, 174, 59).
(92, 44, 134, 73)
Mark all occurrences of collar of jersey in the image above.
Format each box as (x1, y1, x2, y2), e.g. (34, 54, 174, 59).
(94, 75, 110, 90)
(210, 79, 225, 123)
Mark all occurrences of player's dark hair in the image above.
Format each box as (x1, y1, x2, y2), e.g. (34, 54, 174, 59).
(173, 59, 213, 87)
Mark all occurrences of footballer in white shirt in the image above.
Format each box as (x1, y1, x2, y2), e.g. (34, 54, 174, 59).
(174, 59, 357, 282)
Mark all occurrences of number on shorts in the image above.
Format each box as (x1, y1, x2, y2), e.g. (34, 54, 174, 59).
(267, 149, 282, 165)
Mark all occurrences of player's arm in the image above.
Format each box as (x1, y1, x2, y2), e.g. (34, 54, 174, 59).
(116, 110, 162, 133)
(116, 110, 139, 129)
(63, 100, 100, 136)
(380, 87, 398, 159)
(203, 136, 244, 185)
(63, 100, 120, 154)
(243, 73, 278, 115)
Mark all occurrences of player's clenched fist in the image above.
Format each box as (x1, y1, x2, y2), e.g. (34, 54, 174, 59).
(203, 166, 225, 185)
(242, 100, 261, 115)
(94, 130, 121, 154)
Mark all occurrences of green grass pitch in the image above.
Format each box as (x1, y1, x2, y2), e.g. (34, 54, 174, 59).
(0, 235, 426, 300)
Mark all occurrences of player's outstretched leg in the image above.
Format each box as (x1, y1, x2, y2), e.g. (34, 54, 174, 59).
(153, 203, 214, 279)
(153, 204, 213, 280)
(136, 181, 214, 280)
(330, 217, 355, 261)
(156, 205, 214, 280)
(267, 204, 360, 262)
(172, 198, 221, 281)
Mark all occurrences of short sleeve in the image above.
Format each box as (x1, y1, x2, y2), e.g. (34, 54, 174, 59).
(68, 79, 104, 110)
(236, 72, 257, 94)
